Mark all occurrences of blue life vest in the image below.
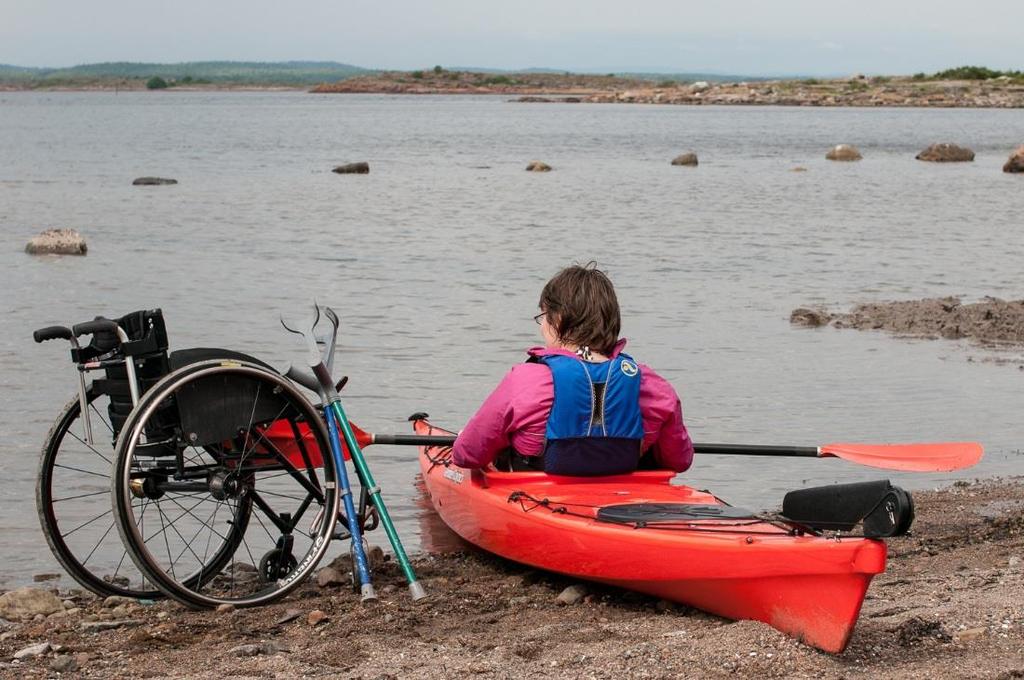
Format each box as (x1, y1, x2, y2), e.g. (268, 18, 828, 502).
(535, 352, 644, 476)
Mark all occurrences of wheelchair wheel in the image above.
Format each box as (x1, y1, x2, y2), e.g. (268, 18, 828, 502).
(112, 360, 340, 608)
(37, 389, 162, 599)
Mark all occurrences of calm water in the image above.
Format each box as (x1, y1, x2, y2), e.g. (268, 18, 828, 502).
(1, 92, 1023, 588)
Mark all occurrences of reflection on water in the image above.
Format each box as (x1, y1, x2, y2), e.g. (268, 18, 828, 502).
(2, 92, 1023, 587)
(413, 474, 471, 554)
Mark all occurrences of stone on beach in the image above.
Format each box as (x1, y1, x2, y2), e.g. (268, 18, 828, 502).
(826, 144, 862, 161)
(132, 177, 177, 185)
(13, 641, 51, 660)
(332, 162, 370, 174)
(670, 153, 698, 166)
(556, 584, 587, 605)
(1003, 145, 1024, 173)
(526, 160, 552, 172)
(916, 143, 975, 162)
(0, 588, 64, 621)
(24, 228, 87, 256)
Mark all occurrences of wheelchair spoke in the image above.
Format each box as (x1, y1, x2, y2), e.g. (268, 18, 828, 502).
(62, 507, 114, 539)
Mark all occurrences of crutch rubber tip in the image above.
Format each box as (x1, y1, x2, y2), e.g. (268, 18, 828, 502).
(408, 581, 427, 601)
(360, 584, 378, 602)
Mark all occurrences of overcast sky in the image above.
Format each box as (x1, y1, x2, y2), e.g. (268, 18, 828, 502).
(2, 0, 1021, 75)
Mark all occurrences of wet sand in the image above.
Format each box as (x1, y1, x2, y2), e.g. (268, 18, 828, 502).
(1, 478, 1022, 678)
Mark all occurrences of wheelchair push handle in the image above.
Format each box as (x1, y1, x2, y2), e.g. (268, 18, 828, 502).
(72, 318, 120, 339)
(33, 326, 74, 343)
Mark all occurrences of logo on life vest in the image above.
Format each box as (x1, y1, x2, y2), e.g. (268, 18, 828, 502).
(620, 360, 638, 377)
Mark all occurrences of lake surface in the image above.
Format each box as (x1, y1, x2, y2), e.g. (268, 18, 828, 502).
(1, 92, 1022, 588)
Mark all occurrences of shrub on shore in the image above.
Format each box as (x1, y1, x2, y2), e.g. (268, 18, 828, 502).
(145, 76, 168, 90)
(930, 66, 1024, 81)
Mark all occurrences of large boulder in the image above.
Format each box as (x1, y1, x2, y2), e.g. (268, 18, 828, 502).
(25, 228, 87, 256)
(132, 177, 177, 185)
(826, 144, 862, 161)
(916, 143, 975, 162)
(525, 161, 552, 172)
(1004, 145, 1024, 173)
(0, 587, 64, 621)
(670, 153, 698, 167)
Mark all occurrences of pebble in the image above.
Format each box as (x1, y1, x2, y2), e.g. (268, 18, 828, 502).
(230, 642, 279, 657)
(50, 655, 78, 673)
(956, 627, 987, 641)
(556, 584, 587, 606)
(216, 603, 236, 614)
(275, 609, 302, 625)
(13, 641, 51, 660)
(80, 619, 143, 632)
(316, 567, 346, 588)
(308, 609, 329, 626)
(102, 595, 135, 608)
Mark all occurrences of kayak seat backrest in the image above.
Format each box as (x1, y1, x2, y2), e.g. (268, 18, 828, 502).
(782, 480, 914, 537)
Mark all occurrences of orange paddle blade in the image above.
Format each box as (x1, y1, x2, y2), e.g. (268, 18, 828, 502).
(819, 442, 983, 472)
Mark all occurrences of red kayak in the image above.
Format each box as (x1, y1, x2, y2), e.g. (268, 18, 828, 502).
(414, 416, 887, 653)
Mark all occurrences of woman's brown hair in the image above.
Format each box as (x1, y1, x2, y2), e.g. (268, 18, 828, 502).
(539, 262, 621, 355)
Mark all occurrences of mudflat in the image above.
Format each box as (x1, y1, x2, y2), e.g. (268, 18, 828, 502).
(1, 478, 1021, 678)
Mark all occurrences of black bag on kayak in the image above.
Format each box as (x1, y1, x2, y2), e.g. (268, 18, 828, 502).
(782, 480, 914, 538)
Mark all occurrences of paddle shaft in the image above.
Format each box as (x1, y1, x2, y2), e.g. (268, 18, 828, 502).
(369, 433, 820, 458)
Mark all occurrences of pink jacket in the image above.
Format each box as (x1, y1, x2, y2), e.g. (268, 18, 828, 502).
(453, 340, 694, 472)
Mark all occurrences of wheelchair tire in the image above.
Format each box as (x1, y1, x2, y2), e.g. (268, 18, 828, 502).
(112, 360, 340, 608)
(37, 389, 163, 599)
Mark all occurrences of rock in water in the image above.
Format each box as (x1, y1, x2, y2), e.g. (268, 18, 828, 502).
(132, 177, 177, 185)
(916, 143, 975, 162)
(790, 308, 832, 327)
(525, 161, 552, 172)
(670, 153, 698, 167)
(24, 228, 87, 256)
(1004, 145, 1024, 173)
(825, 144, 862, 161)
(0, 588, 64, 621)
(332, 162, 370, 174)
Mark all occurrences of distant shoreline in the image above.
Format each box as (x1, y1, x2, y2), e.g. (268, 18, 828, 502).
(312, 71, 1024, 108)
(6, 70, 1024, 109)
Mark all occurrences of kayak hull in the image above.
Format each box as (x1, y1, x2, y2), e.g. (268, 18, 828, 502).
(415, 418, 886, 653)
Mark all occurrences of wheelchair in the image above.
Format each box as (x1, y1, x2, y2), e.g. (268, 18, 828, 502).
(35, 309, 371, 606)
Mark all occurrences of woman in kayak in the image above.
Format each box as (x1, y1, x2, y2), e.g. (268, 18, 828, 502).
(453, 263, 693, 475)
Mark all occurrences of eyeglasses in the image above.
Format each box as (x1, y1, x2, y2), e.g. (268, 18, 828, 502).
(533, 312, 545, 325)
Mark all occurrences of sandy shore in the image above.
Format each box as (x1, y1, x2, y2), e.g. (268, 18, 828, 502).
(1, 477, 1022, 678)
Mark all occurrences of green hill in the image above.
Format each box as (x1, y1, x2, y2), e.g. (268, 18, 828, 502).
(0, 61, 374, 87)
